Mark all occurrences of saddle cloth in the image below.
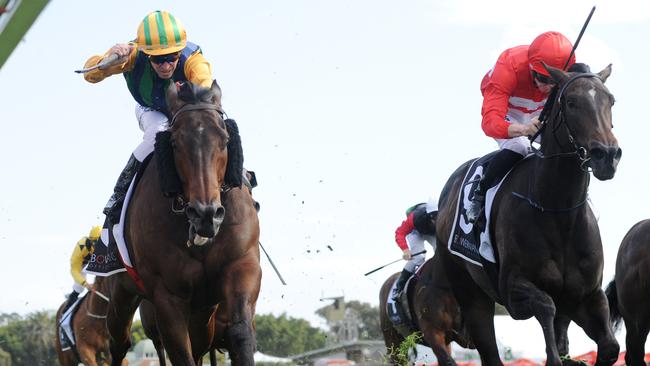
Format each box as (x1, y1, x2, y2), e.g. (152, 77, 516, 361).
(58, 294, 86, 349)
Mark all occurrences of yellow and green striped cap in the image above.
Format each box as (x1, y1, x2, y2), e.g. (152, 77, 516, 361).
(136, 10, 187, 56)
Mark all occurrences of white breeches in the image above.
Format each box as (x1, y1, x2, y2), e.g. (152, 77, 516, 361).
(403, 233, 437, 272)
(493, 110, 541, 156)
(133, 105, 169, 162)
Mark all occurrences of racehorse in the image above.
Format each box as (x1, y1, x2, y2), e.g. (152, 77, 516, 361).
(605, 219, 650, 366)
(435, 64, 621, 366)
(379, 253, 473, 366)
(105, 81, 261, 366)
(55, 276, 119, 366)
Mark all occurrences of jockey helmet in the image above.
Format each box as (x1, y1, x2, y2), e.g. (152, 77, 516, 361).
(88, 226, 102, 240)
(528, 31, 575, 76)
(136, 10, 187, 56)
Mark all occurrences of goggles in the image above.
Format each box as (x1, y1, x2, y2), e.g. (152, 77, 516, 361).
(149, 53, 180, 65)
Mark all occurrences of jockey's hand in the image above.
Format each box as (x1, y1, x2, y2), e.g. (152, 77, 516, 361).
(402, 249, 412, 260)
(109, 43, 134, 58)
(508, 120, 540, 138)
(84, 283, 93, 291)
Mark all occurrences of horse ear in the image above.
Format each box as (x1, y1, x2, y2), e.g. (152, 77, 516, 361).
(543, 62, 569, 85)
(210, 80, 222, 105)
(597, 64, 612, 83)
(166, 82, 180, 114)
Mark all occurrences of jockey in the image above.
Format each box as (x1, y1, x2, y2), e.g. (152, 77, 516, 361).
(64, 226, 101, 312)
(465, 31, 577, 223)
(82, 10, 213, 224)
(392, 198, 438, 299)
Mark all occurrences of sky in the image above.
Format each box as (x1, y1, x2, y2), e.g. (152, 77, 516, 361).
(1, 0, 649, 358)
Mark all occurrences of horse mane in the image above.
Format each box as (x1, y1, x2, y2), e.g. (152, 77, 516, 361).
(177, 82, 216, 104)
(224, 119, 244, 187)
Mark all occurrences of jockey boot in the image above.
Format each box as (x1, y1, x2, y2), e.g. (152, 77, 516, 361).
(103, 154, 141, 224)
(466, 149, 524, 223)
(392, 269, 413, 300)
(63, 291, 79, 312)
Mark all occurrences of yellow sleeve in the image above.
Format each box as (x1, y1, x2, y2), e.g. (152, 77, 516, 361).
(184, 51, 213, 88)
(70, 238, 88, 285)
(83, 43, 138, 84)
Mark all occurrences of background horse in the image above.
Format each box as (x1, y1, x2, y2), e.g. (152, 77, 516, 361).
(379, 253, 473, 366)
(106, 81, 261, 366)
(435, 64, 621, 366)
(605, 219, 650, 366)
(55, 276, 118, 366)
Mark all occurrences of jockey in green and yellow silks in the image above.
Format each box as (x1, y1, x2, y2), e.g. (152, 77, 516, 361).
(81, 10, 214, 224)
(64, 226, 101, 312)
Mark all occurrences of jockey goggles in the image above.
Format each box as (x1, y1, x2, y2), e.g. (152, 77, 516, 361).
(533, 71, 554, 85)
(149, 52, 180, 65)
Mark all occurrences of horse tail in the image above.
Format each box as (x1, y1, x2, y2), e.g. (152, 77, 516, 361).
(224, 118, 243, 187)
(604, 279, 623, 332)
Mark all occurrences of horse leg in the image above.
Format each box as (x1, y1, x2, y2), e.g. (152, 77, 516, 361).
(506, 278, 562, 366)
(554, 313, 571, 356)
(624, 323, 648, 366)
(152, 290, 195, 366)
(222, 262, 261, 366)
(106, 280, 141, 366)
(420, 327, 456, 366)
(448, 266, 501, 365)
(570, 290, 619, 366)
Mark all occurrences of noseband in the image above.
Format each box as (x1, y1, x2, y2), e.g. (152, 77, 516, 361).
(531, 72, 604, 170)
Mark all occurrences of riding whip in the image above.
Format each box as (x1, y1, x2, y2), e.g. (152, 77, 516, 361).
(563, 6, 596, 70)
(364, 250, 427, 276)
(259, 241, 287, 285)
(74, 53, 125, 74)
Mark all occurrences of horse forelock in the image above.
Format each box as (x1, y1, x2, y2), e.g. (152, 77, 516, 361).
(177, 82, 217, 104)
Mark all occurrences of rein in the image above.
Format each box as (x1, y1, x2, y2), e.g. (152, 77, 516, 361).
(86, 290, 110, 319)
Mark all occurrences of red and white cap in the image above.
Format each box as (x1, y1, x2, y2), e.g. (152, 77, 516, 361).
(528, 31, 576, 76)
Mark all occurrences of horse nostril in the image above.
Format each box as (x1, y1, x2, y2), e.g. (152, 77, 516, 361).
(214, 206, 225, 221)
(185, 206, 200, 220)
(614, 147, 622, 160)
(590, 148, 605, 161)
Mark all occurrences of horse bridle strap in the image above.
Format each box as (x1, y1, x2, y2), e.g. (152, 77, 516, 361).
(170, 103, 224, 127)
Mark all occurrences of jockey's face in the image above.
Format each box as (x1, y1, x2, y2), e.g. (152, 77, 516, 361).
(149, 53, 180, 79)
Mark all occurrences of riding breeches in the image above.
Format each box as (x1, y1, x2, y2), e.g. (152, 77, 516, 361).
(494, 136, 531, 156)
(133, 105, 169, 162)
(403, 233, 436, 272)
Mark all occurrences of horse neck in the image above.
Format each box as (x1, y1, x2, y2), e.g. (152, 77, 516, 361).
(532, 136, 590, 207)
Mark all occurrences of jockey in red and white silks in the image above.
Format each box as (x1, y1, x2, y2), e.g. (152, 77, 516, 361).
(465, 31, 577, 224)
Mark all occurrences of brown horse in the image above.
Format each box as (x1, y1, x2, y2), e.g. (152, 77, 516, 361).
(379, 253, 473, 366)
(605, 219, 650, 366)
(435, 64, 621, 366)
(55, 276, 117, 366)
(105, 81, 261, 366)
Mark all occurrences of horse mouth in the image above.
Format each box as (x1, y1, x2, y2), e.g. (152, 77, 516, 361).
(188, 224, 219, 246)
(589, 145, 622, 181)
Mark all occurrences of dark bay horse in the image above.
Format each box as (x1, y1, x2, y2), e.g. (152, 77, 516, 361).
(379, 253, 473, 366)
(435, 64, 621, 366)
(605, 219, 650, 366)
(55, 276, 121, 366)
(106, 81, 261, 366)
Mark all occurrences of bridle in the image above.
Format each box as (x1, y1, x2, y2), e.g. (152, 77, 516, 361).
(168, 102, 231, 214)
(530, 72, 606, 171)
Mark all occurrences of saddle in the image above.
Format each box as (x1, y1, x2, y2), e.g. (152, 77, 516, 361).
(59, 294, 86, 351)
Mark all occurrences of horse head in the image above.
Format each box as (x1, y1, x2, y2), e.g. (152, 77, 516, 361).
(166, 81, 243, 245)
(543, 63, 622, 180)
